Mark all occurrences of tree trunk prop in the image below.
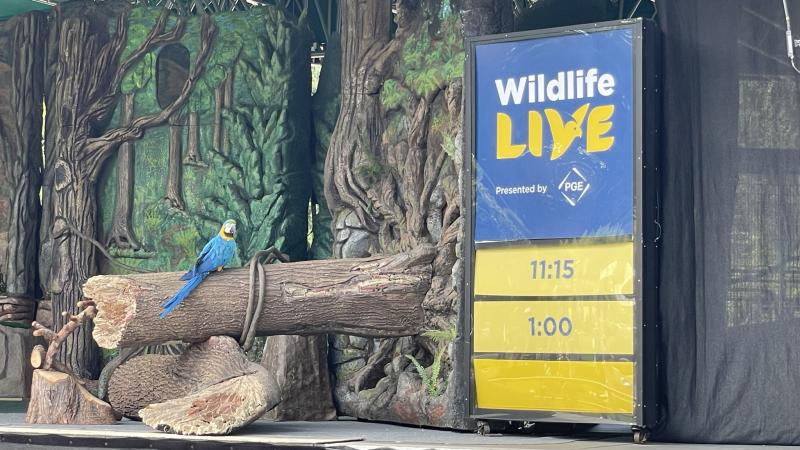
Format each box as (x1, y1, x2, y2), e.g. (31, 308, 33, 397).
(110, 336, 279, 435)
(323, 0, 513, 429)
(0, 12, 46, 299)
(260, 334, 336, 421)
(0, 295, 36, 322)
(27, 300, 117, 425)
(26, 370, 116, 425)
(84, 246, 433, 349)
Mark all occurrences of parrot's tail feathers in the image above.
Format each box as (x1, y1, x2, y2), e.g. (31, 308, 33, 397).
(179, 270, 194, 281)
(159, 274, 206, 318)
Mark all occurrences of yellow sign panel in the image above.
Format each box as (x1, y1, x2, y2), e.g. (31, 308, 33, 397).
(473, 359, 634, 413)
(473, 300, 634, 355)
(474, 241, 634, 297)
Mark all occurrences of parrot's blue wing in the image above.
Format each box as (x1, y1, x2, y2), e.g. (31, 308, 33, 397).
(179, 237, 216, 281)
(162, 236, 236, 318)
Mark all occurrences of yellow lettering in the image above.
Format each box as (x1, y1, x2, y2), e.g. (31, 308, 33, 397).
(587, 104, 615, 153)
(528, 111, 543, 157)
(545, 103, 589, 161)
(496, 113, 526, 159)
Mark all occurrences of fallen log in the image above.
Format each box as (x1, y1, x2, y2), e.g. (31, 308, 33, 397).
(85, 246, 434, 349)
(111, 336, 280, 435)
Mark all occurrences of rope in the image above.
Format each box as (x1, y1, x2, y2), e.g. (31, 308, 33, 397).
(240, 247, 289, 351)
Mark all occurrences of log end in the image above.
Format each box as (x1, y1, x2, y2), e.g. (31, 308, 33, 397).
(30, 345, 45, 369)
(84, 275, 140, 349)
(139, 364, 280, 435)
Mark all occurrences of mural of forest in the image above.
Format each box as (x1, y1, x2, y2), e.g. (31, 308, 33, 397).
(96, 6, 311, 274)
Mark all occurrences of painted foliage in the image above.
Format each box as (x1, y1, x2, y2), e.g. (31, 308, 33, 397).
(97, 6, 311, 274)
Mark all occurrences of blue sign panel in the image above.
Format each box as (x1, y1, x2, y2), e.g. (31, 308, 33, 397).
(474, 28, 634, 242)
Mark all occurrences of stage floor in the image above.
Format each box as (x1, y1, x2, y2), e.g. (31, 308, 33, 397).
(0, 404, 794, 450)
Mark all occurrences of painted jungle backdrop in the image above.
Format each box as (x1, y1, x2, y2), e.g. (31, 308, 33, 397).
(0, 0, 653, 430)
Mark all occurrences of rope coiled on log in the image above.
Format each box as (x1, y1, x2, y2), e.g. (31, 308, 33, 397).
(240, 247, 289, 351)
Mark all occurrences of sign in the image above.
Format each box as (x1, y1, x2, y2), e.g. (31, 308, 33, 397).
(474, 28, 634, 242)
(465, 20, 657, 426)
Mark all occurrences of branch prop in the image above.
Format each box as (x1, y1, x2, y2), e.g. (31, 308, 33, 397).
(84, 246, 434, 349)
(31, 300, 97, 375)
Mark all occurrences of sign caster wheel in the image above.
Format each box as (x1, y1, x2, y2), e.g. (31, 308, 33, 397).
(633, 428, 650, 444)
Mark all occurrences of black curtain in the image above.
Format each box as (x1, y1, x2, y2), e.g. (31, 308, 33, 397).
(657, 0, 800, 444)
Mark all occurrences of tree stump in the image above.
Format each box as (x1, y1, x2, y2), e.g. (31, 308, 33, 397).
(26, 370, 116, 425)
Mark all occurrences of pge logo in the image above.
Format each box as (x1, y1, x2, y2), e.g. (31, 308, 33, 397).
(558, 168, 590, 206)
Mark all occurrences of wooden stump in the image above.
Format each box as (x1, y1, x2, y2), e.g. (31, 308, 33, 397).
(26, 370, 116, 425)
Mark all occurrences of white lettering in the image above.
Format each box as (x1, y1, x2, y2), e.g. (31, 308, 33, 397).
(495, 77, 527, 106)
(494, 68, 617, 105)
(598, 73, 616, 96)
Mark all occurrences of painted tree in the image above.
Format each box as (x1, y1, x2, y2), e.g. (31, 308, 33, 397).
(106, 27, 154, 251)
(160, 43, 192, 211)
(194, 9, 311, 263)
(41, 2, 216, 378)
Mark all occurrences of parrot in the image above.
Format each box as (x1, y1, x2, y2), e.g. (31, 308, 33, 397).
(160, 219, 238, 318)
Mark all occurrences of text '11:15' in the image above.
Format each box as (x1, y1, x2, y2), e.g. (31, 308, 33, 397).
(530, 259, 574, 280)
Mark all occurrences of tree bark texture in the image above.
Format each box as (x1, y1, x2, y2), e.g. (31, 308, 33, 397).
(42, 2, 216, 378)
(26, 370, 116, 425)
(107, 92, 142, 250)
(84, 246, 434, 349)
(261, 334, 336, 421)
(0, 13, 46, 299)
(109, 337, 280, 436)
(324, 0, 513, 429)
(260, 31, 344, 424)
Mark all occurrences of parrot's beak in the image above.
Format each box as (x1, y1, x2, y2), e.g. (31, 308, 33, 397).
(222, 221, 236, 237)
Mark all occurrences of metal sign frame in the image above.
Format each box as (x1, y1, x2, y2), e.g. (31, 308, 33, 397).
(462, 18, 660, 430)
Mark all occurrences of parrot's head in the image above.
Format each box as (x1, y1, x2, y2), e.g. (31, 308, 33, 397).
(220, 219, 237, 240)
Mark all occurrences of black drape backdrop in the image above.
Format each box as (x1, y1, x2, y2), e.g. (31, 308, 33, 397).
(657, 0, 800, 444)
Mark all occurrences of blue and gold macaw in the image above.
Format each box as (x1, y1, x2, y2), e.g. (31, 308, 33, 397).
(160, 219, 238, 318)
